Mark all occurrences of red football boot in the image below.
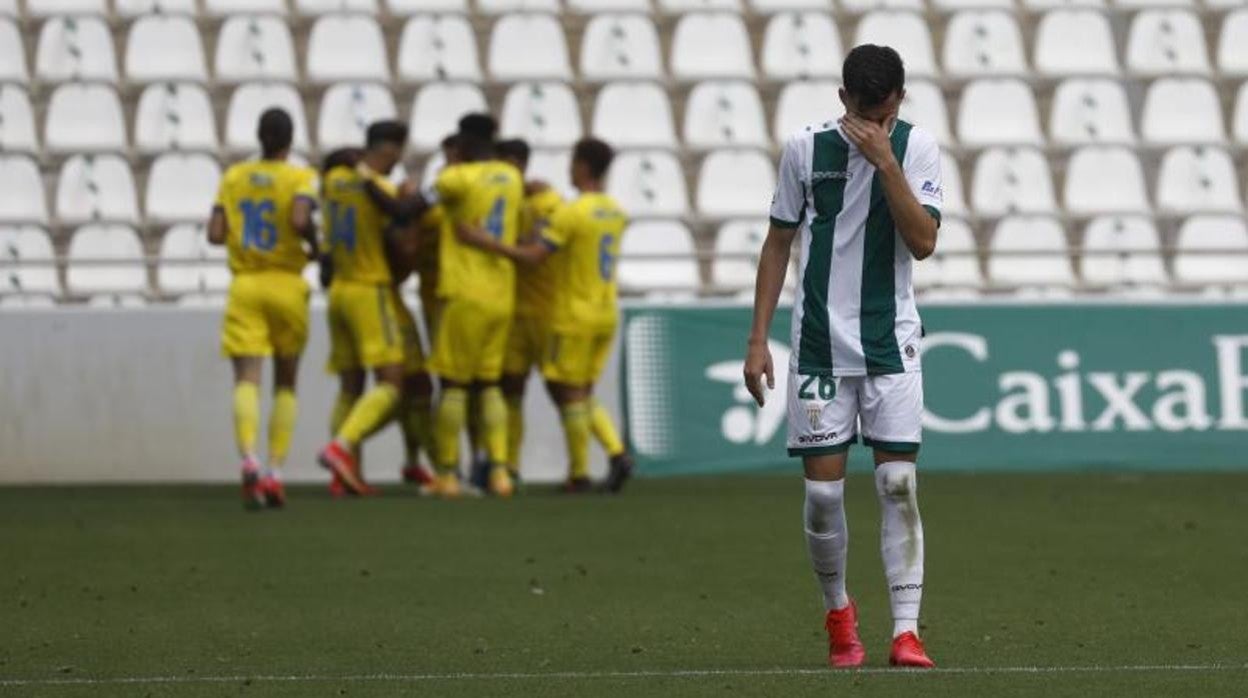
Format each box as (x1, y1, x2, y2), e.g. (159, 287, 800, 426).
(260, 475, 285, 509)
(318, 440, 373, 495)
(401, 462, 436, 487)
(241, 461, 263, 511)
(824, 602, 866, 668)
(889, 631, 935, 668)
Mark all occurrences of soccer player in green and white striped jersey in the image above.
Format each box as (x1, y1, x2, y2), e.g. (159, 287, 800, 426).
(744, 45, 941, 670)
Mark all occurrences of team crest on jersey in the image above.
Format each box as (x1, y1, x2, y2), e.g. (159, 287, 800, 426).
(905, 345, 917, 359)
(806, 404, 822, 431)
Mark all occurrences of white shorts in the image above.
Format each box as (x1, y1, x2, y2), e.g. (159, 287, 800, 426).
(786, 371, 923, 456)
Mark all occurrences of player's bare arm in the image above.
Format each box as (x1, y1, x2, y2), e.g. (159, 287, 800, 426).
(206, 206, 228, 245)
(839, 113, 937, 260)
(743, 224, 796, 407)
(290, 196, 318, 259)
(454, 222, 552, 267)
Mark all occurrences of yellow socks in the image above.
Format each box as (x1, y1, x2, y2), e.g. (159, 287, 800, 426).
(589, 398, 625, 457)
(480, 386, 509, 466)
(233, 381, 260, 461)
(267, 388, 298, 468)
(560, 401, 591, 480)
(337, 384, 400, 447)
(435, 387, 468, 472)
(402, 395, 434, 465)
(506, 395, 524, 475)
(330, 392, 356, 437)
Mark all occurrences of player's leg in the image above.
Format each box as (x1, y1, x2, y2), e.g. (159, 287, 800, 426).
(500, 372, 527, 478)
(231, 356, 264, 509)
(465, 386, 491, 490)
(474, 309, 515, 497)
(789, 372, 864, 667)
(585, 329, 632, 493)
(860, 373, 933, 668)
(400, 371, 436, 488)
(259, 273, 311, 508)
(427, 299, 475, 498)
(547, 380, 593, 492)
(499, 314, 542, 480)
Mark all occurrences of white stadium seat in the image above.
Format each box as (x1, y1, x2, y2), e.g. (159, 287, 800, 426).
(125, 15, 207, 84)
(1080, 216, 1167, 288)
(66, 224, 147, 296)
(0, 85, 38, 153)
(957, 79, 1043, 147)
(27, 0, 106, 18)
(0, 226, 59, 297)
(215, 15, 298, 83)
(773, 81, 839, 143)
(387, 0, 467, 13)
(943, 11, 1028, 78)
(488, 14, 573, 81)
(307, 14, 390, 83)
(1064, 147, 1150, 215)
(0, 18, 27, 82)
(499, 82, 583, 148)
(914, 218, 981, 290)
(56, 155, 139, 225)
(712, 219, 767, 289)
(971, 148, 1057, 217)
(1049, 79, 1135, 146)
(900, 81, 952, 147)
(592, 82, 677, 149)
(318, 82, 398, 150)
(134, 83, 218, 154)
(87, 293, 149, 308)
(1023, 0, 1105, 8)
(933, 0, 1013, 9)
(158, 224, 230, 295)
(479, 0, 560, 12)
(607, 151, 690, 217)
(854, 11, 937, 78)
(205, 0, 285, 14)
(115, 0, 196, 16)
(660, 0, 742, 11)
(580, 14, 663, 82)
(409, 82, 487, 152)
(683, 81, 769, 150)
(696, 149, 775, 219)
(1173, 216, 1248, 285)
(1125, 10, 1211, 76)
(840, 0, 921, 12)
(988, 217, 1074, 288)
(761, 12, 843, 80)
(671, 13, 755, 81)
(36, 16, 117, 84)
(1155, 147, 1242, 215)
(296, 0, 378, 14)
(939, 152, 968, 218)
(1115, 0, 1194, 7)
(397, 15, 481, 83)
(618, 221, 700, 291)
(0, 156, 49, 224)
(569, 0, 649, 12)
(752, 0, 833, 12)
(146, 154, 222, 224)
(0, 0, 14, 13)
(1218, 10, 1248, 77)
(44, 84, 126, 154)
(226, 83, 311, 154)
(1033, 10, 1119, 77)
(1234, 83, 1248, 146)
(1141, 79, 1224, 146)
(527, 149, 574, 198)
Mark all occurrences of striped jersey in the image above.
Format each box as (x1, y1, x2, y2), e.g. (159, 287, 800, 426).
(769, 118, 943, 377)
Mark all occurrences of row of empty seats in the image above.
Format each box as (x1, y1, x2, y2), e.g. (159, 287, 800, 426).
(9, 10, 1248, 87)
(5, 141, 1247, 228)
(6, 216, 1248, 302)
(10, 76, 1248, 158)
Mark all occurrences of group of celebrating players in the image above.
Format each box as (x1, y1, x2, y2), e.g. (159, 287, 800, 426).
(208, 108, 634, 509)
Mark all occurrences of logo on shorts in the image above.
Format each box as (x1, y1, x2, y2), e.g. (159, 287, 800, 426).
(905, 345, 916, 359)
(797, 432, 838, 444)
(806, 404, 822, 431)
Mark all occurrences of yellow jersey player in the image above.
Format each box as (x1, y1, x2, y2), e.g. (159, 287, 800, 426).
(427, 113, 524, 498)
(316, 120, 417, 495)
(207, 108, 319, 510)
(459, 138, 634, 493)
(493, 138, 563, 481)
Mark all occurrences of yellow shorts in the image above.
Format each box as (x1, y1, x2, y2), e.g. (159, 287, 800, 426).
(327, 282, 422, 372)
(220, 271, 309, 358)
(428, 297, 511, 383)
(503, 314, 548, 376)
(541, 326, 616, 386)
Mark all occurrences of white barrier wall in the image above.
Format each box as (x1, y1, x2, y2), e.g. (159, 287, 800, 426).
(0, 308, 620, 485)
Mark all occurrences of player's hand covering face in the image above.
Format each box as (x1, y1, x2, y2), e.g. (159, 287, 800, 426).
(839, 112, 897, 170)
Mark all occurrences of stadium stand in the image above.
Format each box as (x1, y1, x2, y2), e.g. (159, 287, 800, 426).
(2, 1, 1247, 302)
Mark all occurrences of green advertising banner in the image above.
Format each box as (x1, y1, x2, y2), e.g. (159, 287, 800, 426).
(621, 303, 1248, 474)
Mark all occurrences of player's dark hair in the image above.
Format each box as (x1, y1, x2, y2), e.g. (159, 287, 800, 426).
(440, 133, 459, 151)
(257, 108, 293, 158)
(457, 113, 497, 160)
(365, 120, 409, 150)
(321, 147, 362, 174)
(495, 138, 530, 169)
(572, 138, 614, 180)
(842, 44, 906, 110)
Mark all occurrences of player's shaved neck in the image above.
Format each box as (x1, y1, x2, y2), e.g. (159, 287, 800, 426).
(261, 147, 290, 162)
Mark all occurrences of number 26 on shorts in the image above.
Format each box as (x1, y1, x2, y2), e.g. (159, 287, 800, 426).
(798, 375, 836, 400)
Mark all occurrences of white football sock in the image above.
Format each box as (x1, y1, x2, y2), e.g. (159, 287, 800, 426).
(804, 478, 850, 611)
(876, 461, 924, 638)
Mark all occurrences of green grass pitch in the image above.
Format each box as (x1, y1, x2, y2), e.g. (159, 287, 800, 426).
(2, 473, 1246, 697)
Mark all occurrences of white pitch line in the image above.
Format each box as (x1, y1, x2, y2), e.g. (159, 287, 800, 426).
(1, 664, 1246, 687)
